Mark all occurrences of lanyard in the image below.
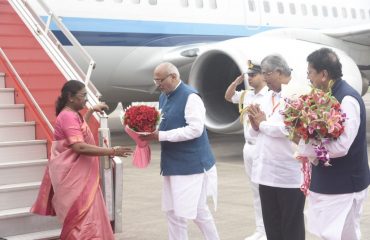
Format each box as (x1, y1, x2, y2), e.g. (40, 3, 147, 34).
(270, 94, 280, 116)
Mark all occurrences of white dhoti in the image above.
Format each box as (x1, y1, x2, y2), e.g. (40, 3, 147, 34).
(162, 165, 219, 240)
(305, 188, 368, 240)
(243, 140, 265, 235)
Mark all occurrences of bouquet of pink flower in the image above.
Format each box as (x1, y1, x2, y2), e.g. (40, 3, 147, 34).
(281, 86, 346, 194)
(122, 105, 161, 168)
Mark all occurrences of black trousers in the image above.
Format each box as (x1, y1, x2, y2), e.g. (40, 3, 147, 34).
(259, 184, 306, 240)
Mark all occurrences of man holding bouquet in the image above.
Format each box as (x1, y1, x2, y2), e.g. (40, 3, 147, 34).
(298, 48, 370, 239)
(140, 62, 220, 240)
(224, 60, 268, 240)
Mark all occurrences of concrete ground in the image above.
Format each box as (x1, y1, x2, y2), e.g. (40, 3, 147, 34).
(112, 121, 370, 239)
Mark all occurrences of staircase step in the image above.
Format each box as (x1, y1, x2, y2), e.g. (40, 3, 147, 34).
(0, 104, 24, 122)
(11, 61, 61, 75)
(0, 88, 14, 104)
(0, 159, 47, 185)
(0, 182, 41, 211)
(6, 229, 60, 240)
(0, 35, 39, 49)
(0, 207, 61, 236)
(0, 24, 29, 37)
(0, 2, 18, 15)
(0, 140, 47, 163)
(0, 13, 21, 25)
(2, 48, 51, 62)
(0, 121, 35, 141)
(0, 72, 4, 88)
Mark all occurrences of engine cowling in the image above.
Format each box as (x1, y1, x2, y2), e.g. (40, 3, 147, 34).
(188, 36, 362, 133)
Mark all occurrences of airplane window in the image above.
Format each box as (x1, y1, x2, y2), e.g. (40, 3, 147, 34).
(360, 9, 365, 19)
(148, 0, 157, 5)
(369, 9, 370, 18)
(342, 7, 347, 18)
(322, 6, 328, 17)
(180, 0, 188, 7)
(114, 0, 123, 2)
(351, 8, 357, 19)
(332, 7, 338, 18)
(289, 3, 296, 15)
(263, 1, 270, 13)
(131, 0, 140, 4)
(248, 0, 256, 12)
(301, 4, 307, 16)
(312, 5, 318, 16)
(277, 2, 284, 14)
(195, 0, 203, 8)
(209, 0, 217, 9)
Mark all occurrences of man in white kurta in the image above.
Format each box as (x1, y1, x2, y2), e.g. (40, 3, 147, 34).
(298, 48, 370, 240)
(142, 62, 219, 240)
(224, 61, 268, 240)
(247, 55, 305, 240)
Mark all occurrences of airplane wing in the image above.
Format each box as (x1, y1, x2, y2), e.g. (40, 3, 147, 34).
(322, 23, 370, 47)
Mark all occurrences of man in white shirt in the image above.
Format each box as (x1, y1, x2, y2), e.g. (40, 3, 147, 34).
(247, 54, 305, 240)
(298, 48, 370, 240)
(141, 62, 220, 240)
(224, 60, 268, 240)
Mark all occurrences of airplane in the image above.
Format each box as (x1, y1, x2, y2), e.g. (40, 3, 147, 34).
(30, 0, 370, 133)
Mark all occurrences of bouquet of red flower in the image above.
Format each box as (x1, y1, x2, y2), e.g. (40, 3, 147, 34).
(122, 105, 161, 168)
(281, 86, 346, 194)
(123, 105, 161, 133)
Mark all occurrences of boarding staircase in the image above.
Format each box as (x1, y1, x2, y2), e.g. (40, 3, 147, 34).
(0, 0, 122, 238)
(0, 72, 60, 239)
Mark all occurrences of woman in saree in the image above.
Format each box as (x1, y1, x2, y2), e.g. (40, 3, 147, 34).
(31, 80, 132, 239)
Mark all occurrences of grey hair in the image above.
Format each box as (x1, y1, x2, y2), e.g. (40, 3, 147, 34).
(261, 54, 292, 76)
(159, 62, 180, 79)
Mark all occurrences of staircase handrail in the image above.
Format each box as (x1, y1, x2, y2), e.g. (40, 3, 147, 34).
(9, 0, 101, 105)
(35, 0, 97, 88)
(0, 48, 54, 142)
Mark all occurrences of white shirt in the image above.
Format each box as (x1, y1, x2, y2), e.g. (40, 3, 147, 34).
(250, 90, 303, 188)
(231, 86, 269, 141)
(297, 96, 360, 158)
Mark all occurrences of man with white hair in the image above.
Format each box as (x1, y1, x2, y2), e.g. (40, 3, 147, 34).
(141, 62, 220, 240)
(247, 54, 305, 240)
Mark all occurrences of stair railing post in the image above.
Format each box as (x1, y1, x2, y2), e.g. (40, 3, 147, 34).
(98, 113, 114, 220)
(97, 113, 123, 233)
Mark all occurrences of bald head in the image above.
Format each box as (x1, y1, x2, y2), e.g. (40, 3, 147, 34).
(154, 62, 180, 79)
(153, 62, 181, 94)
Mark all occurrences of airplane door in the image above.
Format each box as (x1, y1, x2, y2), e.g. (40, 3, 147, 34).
(243, 0, 262, 29)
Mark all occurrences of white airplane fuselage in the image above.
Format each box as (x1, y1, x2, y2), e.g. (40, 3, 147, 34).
(33, 0, 370, 132)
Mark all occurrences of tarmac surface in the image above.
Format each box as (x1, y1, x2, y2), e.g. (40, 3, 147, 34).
(111, 101, 370, 240)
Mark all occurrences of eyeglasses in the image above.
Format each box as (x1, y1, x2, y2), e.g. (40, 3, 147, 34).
(261, 71, 274, 77)
(153, 74, 172, 85)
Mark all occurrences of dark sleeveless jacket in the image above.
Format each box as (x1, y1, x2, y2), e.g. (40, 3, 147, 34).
(159, 82, 215, 176)
(310, 79, 370, 194)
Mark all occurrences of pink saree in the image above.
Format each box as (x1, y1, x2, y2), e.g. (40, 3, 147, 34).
(31, 110, 114, 240)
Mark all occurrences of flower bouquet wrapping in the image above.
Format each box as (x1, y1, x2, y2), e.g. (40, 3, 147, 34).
(122, 105, 161, 168)
(281, 86, 346, 195)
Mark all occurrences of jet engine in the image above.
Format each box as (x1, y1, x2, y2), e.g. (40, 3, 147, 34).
(188, 36, 364, 134)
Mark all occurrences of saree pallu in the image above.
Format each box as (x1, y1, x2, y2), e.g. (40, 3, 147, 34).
(31, 111, 114, 240)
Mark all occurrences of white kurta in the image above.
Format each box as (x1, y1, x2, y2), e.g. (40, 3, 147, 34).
(297, 95, 368, 239)
(158, 84, 217, 219)
(250, 91, 303, 188)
